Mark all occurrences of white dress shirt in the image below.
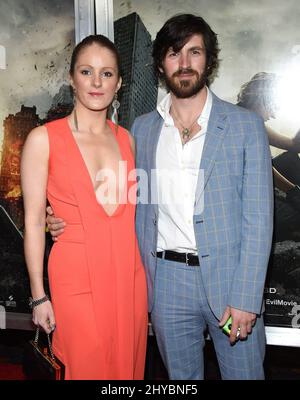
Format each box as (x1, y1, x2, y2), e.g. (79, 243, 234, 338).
(156, 87, 213, 253)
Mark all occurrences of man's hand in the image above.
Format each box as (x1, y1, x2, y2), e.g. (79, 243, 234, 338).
(46, 206, 66, 241)
(219, 306, 256, 344)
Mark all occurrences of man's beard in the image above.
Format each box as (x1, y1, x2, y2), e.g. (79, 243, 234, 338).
(163, 68, 207, 99)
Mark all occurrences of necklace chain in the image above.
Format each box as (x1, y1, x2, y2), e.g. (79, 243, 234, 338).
(171, 108, 201, 142)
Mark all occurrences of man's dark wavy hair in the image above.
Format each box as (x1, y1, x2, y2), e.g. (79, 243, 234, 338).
(152, 14, 220, 87)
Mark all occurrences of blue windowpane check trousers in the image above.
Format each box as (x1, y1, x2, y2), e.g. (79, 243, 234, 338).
(151, 256, 266, 380)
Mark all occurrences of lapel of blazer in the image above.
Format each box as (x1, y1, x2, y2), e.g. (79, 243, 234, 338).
(147, 112, 164, 216)
(194, 93, 228, 210)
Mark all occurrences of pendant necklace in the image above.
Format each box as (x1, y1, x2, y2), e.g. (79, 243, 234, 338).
(171, 108, 201, 143)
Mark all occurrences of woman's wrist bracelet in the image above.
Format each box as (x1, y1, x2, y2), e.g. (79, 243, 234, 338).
(28, 295, 49, 309)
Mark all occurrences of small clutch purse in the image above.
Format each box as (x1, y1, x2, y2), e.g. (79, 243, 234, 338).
(23, 327, 65, 380)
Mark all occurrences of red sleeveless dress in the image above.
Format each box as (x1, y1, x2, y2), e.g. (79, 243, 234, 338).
(45, 117, 148, 380)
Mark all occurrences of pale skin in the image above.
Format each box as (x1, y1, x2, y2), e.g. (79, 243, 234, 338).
(21, 125, 54, 334)
(22, 42, 134, 334)
(46, 34, 256, 343)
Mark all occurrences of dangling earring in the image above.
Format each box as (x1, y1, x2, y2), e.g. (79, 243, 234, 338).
(72, 88, 78, 131)
(111, 93, 120, 125)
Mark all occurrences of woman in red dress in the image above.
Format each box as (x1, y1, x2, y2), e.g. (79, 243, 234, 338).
(21, 35, 148, 380)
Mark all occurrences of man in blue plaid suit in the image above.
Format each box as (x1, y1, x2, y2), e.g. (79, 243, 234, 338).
(47, 14, 273, 380)
(131, 14, 273, 380)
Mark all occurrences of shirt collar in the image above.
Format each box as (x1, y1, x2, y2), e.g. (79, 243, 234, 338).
(157, 86, 213, 127)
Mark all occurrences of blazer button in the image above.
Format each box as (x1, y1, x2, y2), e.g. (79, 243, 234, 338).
(153, 219, 157, 226)
(151, 251, 156, 257)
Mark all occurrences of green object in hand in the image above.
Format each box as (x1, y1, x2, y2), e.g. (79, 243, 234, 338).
(222, 316, 240, 337)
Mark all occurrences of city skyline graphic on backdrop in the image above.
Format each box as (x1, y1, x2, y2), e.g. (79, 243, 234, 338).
(0, 0, 75, 228)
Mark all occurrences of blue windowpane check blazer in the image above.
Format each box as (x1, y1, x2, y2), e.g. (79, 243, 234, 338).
(131, 92, 274, 320)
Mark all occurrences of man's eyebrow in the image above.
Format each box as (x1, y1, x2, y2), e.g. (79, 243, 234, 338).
(189, 46, 205, 51)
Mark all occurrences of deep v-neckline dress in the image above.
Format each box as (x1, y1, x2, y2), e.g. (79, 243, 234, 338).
(45, 117, 148, 380)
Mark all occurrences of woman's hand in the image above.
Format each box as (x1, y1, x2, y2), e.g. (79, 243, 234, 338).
(32, 300, 56, 334)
